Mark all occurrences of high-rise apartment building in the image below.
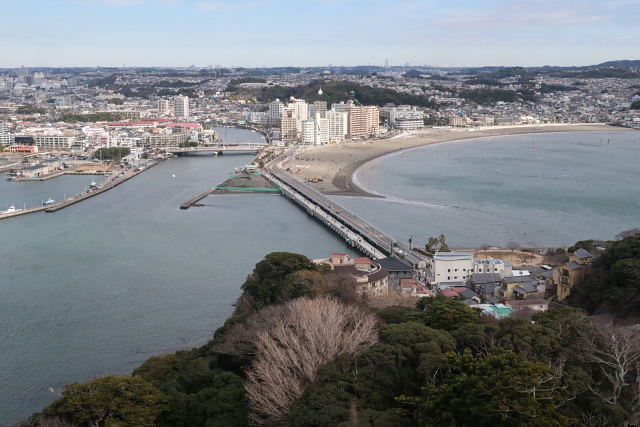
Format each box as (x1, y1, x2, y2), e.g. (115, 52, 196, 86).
(312, 101, 327, 118)
(326, 111, 348, 142)
(301, 119, 316, 144)
(174, 95, 189, 118)
(280, 111, 299, 142)
(290, 98, 309, 121)
(158, 99, 171, 116)
(268, 99, 284, 126)
(348, 106, 379, 140)
(316, 115, 329, 145)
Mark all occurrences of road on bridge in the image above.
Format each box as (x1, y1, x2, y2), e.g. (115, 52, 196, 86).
(266, 148, 424, 261)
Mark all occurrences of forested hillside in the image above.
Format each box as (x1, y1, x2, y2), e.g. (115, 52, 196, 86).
(21, 252, 640, 427)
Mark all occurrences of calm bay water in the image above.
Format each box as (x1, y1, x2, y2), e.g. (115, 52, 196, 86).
(0, 128, 351, 424)
(1, 129, 638, 423)
(339, 131, 640, 249)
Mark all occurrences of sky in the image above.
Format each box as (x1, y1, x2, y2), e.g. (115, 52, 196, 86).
(1, 0, 640, 68)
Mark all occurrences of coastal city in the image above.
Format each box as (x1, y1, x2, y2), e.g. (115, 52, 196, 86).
(3, 26, 640, 427)
(1, 63, 638, 314)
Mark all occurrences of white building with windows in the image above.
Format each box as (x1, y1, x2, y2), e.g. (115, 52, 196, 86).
(326, 110, 348, 142)
(34, 135, 76, 150)
(430, 252, 474, 284)
(268, 99, 284, 126)
(173, 95, 189, 118)
(473, 258, 512, 278)
(390, 106, 424, 130)
(301, 119, 316, 144)
(158, 99, 171, 116)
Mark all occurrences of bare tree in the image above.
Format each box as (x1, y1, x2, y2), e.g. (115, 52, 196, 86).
(245, 297, 380, 426)
(480, 243, 491, 255)
(580, 411, 615, 427)
(9, 416, 77, 427)
(574, 321, 640, 407)
(509, 306, 536, 321)
(213, 304, 290, 361)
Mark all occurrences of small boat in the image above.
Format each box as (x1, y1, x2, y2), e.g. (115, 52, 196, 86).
(42, 197, 55, 206)
(89, 180, 98, 189)
(172, 174, 176, 178)
(1, 205, 23, 215)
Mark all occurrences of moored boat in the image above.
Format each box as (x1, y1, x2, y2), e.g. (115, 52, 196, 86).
(42, 197, 55, 206)
(1, 205, 23, 215)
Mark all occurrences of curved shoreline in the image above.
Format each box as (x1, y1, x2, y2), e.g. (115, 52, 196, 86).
(280, 124, 638, 198)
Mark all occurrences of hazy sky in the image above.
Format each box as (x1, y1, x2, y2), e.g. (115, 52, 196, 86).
(2, 0, 639, 68)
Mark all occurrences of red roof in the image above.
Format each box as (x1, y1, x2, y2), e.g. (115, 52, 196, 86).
(353, 257, 371, 263)
(165, 122, 202, 128)
(441, 290, 460, 298)
(332, 253, 348, 256)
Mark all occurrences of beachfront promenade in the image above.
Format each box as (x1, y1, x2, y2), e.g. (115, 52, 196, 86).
(265, 148, 423, 261)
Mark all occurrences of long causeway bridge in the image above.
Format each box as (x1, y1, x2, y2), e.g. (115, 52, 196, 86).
(265, 149, 423, 261)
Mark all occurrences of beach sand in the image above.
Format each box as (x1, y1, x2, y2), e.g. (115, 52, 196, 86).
(278, 124, 638, 197)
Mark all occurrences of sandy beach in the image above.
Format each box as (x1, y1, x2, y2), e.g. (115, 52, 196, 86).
(278, 123, 638, 197)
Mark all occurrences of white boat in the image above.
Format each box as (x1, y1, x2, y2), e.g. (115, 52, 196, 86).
(172, 174, 176, 178)
(89, 180, 98, 189)
(42, 197, 55, 206)
(1, 205, 23, 215)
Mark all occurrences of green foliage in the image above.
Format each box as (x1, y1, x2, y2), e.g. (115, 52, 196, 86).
(553, 67, 640, 79)
(631, 100, 640, 110)
(258, 80, 438, 109)
(240, 252, 318, 310)
(44, 375, 168, 427)
(408, 349, 574, 427)
(569, 234, 640, 317)
(88, 73, 118, 88)
(133, 349, 247, 427)
(178, 141, 198, 148)
(94, 147, 131, 161)
(411, 295, 481, 331)
(16, 105, 47, 115)
(289, 322, 455, 427)
(459, 88, 533, 105)
(567, 239, 596, 253)
(463, 78, 504, 86)
(226, 77, 267, 91)
(59, 113, 125, 123)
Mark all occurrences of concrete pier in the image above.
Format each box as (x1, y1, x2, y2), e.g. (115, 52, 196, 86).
(180, 188, 215, 210)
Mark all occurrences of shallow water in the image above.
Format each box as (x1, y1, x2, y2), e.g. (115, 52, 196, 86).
(335, 131, 640, 249)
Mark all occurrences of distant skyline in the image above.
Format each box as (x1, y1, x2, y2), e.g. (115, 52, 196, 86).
(2, 0, 640, 68)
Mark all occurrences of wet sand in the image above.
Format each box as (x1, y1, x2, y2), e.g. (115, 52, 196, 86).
(278, 124, 638, 197)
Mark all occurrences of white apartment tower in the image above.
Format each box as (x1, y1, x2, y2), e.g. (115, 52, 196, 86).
(317, 117, 329, 145)
(268, 99, 284, 126)
(326, 110, 348, 142)
(158, 99, 171, 116)
(174, 95, 190, 118)
(290, 97, 309, 121)
(301, 119, 316, 144)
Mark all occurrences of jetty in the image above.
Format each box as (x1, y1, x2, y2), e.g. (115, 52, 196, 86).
(0, 162, 158, 220)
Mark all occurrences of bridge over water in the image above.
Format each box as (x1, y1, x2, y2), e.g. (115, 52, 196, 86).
(265, 149, 425, 262)
(167, 143, 265, 154)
